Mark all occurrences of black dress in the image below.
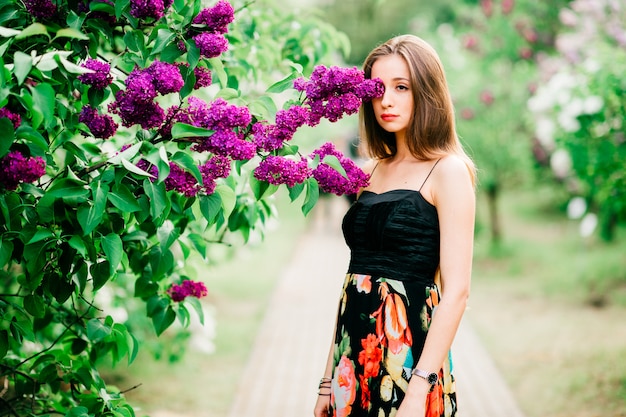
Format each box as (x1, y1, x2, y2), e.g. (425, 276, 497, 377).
(329, 186, 457, 417)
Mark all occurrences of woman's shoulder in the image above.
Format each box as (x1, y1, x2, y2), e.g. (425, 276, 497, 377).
(361, 158, 380, 175)
(432, 154, 475, 189)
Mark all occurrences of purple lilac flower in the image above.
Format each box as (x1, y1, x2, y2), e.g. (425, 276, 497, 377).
(130, 0, 166, 20)
(112, 90, 165, 129)
(78, 59, 113, 90)
(252, 106, 310, 152)
(193, 66, 212, 89)
(159, 105, 192, 139)
(148, 60, 184, 95)
(79, 106, 118, 139)
(309, 142, 370, 196)
(0, 151, 46, 191)
(23, 0, 57, 19)
(199, 154, 231, 194)
(0, 108, 21, 129)
(167, 279, 208, 302)
(193, 32, 228, 59)
(125, 68, 158, 102)
(293, 65, 384, 127)
(165, 162, 199, 197)
(186, 97, 254, 160)
(192, 0, 235, 34)
(254, 155, 311, 187)
(136, 159, 159, 178)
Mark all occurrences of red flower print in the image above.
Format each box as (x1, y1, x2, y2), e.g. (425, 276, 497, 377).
(332, 355, 357, 417)
(358, 333, 382, 378)
(372, 284, 413, 354)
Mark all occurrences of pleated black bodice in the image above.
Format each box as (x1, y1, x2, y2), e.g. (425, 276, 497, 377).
(341, 189, 440, 284)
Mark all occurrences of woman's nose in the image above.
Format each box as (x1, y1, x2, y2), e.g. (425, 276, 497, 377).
(380, 88, 392, 107)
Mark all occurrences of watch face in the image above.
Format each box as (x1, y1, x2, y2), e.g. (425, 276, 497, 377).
(427, 373, 438, 385)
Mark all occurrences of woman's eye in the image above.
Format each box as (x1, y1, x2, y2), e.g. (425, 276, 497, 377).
(397, 85, 409, 91)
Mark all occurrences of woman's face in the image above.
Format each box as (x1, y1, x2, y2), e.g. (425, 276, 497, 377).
(370, 54, 414, 140)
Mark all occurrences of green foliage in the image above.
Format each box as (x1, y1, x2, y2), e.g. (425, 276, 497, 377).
(0, 0, 352, 415)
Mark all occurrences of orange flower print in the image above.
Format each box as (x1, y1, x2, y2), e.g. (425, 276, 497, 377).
(358, 334, 382, 378)
(372, 285, 412, 354)
(355, 274, 372, 293)
(332, 355, 357, 417)
(425, 378, 444, 417)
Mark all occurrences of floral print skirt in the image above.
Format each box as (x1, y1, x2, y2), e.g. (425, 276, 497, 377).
(330, 273, 457, 417)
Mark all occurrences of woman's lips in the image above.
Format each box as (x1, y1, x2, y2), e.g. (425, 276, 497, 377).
(381, 114, 398, 121)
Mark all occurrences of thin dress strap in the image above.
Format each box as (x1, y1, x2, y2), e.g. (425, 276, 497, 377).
(355, 161, 380, 201)
(418, 158, 441, 191)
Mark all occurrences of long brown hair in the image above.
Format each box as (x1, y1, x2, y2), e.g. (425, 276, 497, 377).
(360, 34, 476, 183)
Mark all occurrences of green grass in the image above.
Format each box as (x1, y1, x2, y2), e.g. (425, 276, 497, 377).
(470, 184, 626, 417)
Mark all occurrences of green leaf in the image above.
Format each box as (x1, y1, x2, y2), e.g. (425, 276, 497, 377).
(215, 88, 239, 100)
(108, 142, 141, 164)
(143, 179, 169, 225)
(121, 157, 156, 178)
(54, 28, 89, 40)
(58, 56, 92, 74)
(208, 57, 227, 86)
(0, 330, 8, 360)
(266, 72, 298, 94)
(151, 29, 176, 56)
(13, 51, 32, 85)
(90, 260, 111, 291)
(68, 235, 88, 258)
(23, 294, 46, 318)
(0, 26, 20, 37)
(101, 233, 123, 272)
(152, 305, 176, 336)
(249, 176, 279, 200)
(322, 154, 348, 178)
(157, 220, 180, 250)
(26, 229, 54, 244)
(86, 319, 111, 343)
(77, 182, 108, 235)
(123, 29, 144, 53)
(15, 23, 48, 40)
(171, 151, 201, 182)
(31, 83, 55, 130)
(216, 184, 236, 217)
(288, 182, 305, 202)
(171, 122, 214, 139)
(302, 178, 319, 216)
(66, 406, 90, 417)
(248, 96, 277, 120)
(0, 237, 14, 267)
(199, 193, 222, 224)
(108, 185, 141, 212)
(0, 118, 14, 158)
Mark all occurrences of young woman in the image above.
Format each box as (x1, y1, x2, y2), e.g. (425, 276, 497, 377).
(314, 35, 476, 417)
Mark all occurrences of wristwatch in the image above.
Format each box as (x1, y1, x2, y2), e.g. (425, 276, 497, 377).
(411, 368, 438, 386)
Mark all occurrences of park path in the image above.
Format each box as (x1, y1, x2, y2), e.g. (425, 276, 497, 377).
(227, 200, 527, 417)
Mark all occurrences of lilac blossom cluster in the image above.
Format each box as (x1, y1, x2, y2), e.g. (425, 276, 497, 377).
(294, 65, 385, 125)
(199, 154, 231, 194)
(167, 279, 208, 302)
(78, 59, 113, 90)
(192, 0, 234, 59)
(23, 0, 57, 19)
(130, 0, 174, 20)
(0, 108, 21, 129)
(164, 163, 199, 197)
(109, 60, 183, 129)
(186, 97, 255, 160)
(254, 155, 311, 187)
(0, 151, 46, 191)
(79, 106, 118, 139)
(252, 66, 383, 152)
(309, 142, 370, 195)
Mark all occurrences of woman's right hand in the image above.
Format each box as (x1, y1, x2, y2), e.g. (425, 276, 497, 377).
(313, 394, 331, 417)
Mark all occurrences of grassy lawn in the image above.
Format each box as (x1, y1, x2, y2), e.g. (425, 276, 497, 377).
(107, 183, 626, 417)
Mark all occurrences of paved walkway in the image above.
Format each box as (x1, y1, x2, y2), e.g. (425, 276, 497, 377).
(227, 204, 527, 417)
